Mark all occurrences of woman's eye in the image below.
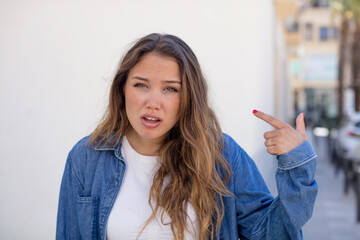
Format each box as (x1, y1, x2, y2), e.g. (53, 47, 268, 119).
(164, 87, 179, 93)
(134, 83, 147, 88)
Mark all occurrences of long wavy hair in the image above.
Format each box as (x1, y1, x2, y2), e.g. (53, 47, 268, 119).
(89, 33, 232, 240)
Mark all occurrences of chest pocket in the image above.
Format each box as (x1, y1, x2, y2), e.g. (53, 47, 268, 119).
(77, 195, 99, 240)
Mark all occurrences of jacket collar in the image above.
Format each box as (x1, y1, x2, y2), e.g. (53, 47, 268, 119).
(93, 136, 123, 158)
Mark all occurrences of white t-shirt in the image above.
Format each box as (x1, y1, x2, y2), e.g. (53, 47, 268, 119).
(106, 136, 198, 240)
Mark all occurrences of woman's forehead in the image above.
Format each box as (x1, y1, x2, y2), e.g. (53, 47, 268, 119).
(128, 53, 181, 81)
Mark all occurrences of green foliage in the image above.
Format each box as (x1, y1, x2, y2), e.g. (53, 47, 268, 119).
(330, 0, 360, 22)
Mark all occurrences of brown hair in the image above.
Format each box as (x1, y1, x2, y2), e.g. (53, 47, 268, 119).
(89, 33, 232, 240)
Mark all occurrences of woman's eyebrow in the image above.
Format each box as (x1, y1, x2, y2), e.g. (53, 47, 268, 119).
(162, 80, 181, 84)
(132, 76, 181, 84)
(132, 76, 149, 82)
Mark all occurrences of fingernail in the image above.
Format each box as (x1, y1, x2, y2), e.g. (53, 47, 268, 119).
(303, 113, 305, 118)
(253, 109, 258, 114)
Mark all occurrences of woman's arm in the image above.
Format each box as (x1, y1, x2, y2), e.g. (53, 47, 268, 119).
(232, 140, 317, 240)
(231, 111, 317, 239)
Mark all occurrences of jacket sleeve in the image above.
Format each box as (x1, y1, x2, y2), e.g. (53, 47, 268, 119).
(56, 153, 82, 240)
(233, 141, 318, 240)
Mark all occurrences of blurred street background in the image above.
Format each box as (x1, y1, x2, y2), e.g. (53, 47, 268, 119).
(303, 130, 360, 239)
(276, 0, 360, 238)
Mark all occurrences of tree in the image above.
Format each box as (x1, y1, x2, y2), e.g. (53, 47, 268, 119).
(351, 0, 360, 111)
(331, 0, 360, 119)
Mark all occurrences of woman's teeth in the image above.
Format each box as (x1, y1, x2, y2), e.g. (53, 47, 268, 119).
(144, 117, 159, 121)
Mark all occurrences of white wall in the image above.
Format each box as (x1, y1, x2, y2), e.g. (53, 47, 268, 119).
(274, 18, 294, 126)
(0, 0, 277, 238)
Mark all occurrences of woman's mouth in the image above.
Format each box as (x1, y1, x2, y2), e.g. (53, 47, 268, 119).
(141, 116, 161, 128)
(144, 117, 159, 121)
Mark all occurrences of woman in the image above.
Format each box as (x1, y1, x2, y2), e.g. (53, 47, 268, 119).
(56, 33, 317, 240)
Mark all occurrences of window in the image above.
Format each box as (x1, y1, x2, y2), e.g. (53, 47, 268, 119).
(331, 27, 339, 39)
(285, 16, 299, 32)
(320, 27, 328, 40)
(313, 0, 330, 7)
(305, 23, 313, 40)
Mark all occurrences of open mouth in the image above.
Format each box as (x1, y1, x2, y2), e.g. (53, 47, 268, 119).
(142, 116, 160, 122)
(141, 116, 161, 128)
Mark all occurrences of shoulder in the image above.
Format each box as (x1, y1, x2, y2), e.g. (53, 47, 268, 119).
(66, 135, 119, 185)
(221, 133, 264, 185)
(221, 133, 248, 168)
(222, 133, 244, 156)
(67, 135, 116, 172)
(68, 135, 93, 160)
(66, 136, 94, 172)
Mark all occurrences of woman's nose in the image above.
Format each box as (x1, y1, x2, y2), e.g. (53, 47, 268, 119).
(145, 90, 161, 110)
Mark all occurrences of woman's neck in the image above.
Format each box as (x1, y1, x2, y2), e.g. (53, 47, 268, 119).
(125, 130, 162, 156)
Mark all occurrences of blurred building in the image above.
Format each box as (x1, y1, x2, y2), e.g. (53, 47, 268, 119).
(276, 0, 340, 129)
(274, 0, 300, 124)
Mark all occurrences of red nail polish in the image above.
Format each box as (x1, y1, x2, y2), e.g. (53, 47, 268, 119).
(253, 109, 258, 114)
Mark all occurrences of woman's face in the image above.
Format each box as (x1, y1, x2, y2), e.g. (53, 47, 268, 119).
(124, 53, 182, 149)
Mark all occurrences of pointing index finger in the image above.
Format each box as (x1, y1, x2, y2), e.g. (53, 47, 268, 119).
(253, 109, 286, 129)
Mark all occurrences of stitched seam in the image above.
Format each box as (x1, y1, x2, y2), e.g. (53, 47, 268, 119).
(278, 154, 317, 171)
(77, 196, 99, 202)
(268, 196, 280, 212)
(230, 149, 242, 189)
(92, 197, 99, 240)
(94, 147, 115, 151)
(69, 155, 84, 190)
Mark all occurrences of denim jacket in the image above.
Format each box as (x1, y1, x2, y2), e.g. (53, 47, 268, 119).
(56, 133, 317, 240)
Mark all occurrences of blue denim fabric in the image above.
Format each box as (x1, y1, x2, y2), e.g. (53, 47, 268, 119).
(56, 133, 317, 240)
